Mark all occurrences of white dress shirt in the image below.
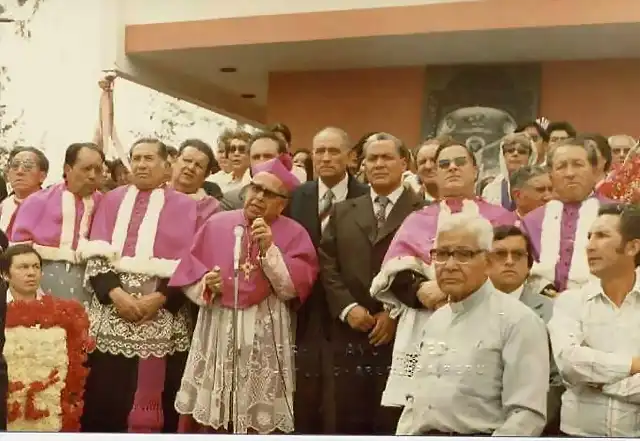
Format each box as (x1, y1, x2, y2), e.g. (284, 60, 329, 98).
(318, 173, 349, 231)
(339, 185, 405, 322)
(547, 276, 640, 437)
(505, 284, 524, 300)
(6, 288, 45, 303)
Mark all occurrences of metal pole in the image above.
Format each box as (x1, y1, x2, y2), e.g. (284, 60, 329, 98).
(231, 269, 240, 434)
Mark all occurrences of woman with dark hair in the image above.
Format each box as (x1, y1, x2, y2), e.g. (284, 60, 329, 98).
(292, 149, 314, 181)
(351, 132, 377, 182)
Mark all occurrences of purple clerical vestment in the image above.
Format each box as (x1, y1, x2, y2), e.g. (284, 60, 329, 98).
(522, 194, 612, 292)
(78, 185, 198, 278)
(169, 209, 318, 308)
(11, 183, 102, 262)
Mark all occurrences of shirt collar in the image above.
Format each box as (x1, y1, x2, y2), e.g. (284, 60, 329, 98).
(370, 185, 404, 206)
(587, 267, 640, 301)
(499, 283, 525, 300)
(449, 279, 491, 314)
(318, 173, 349, 200)
(7, 287, 45, 303)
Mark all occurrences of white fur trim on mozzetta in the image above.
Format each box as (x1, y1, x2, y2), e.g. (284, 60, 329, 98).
(370, 256, 431, 319)
(481, 175, 504, 206)
(531, 198, 600, 290)
(0, 197, 17, 232)
(59, 190, 76, 250)
(75, 239, 121, 261)
(134, 189, 164, 259)
(530, 200, 562, 285)
(111, 186, 138, 253)
(32, 244, 82, 265)
(114, 256, 179, 279)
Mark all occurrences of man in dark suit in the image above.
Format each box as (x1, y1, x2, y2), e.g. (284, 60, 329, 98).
(318, 133, 424, 435)
(288, 127, 368, 434)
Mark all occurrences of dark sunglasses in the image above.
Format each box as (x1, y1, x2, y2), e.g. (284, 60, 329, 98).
(228, 145, 247, 154)
(248, 182, 288, 199)
(503, 146, 531, 156)
(438, 156, 468, 170)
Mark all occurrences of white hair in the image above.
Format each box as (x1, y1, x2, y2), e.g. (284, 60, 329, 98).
(435, 212, 494, 251)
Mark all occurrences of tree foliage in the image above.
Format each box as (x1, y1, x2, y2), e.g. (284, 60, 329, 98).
(132, 92, 250, 147)
(0, 0, 44, 154)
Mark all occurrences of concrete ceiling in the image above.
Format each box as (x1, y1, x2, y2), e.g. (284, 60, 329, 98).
(130, 23, 640, 106)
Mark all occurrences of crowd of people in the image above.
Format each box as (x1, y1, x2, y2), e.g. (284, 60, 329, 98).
(0, 117, 638, 436)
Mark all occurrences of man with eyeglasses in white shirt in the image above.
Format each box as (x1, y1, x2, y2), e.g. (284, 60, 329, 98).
(548, 203, 640, 437)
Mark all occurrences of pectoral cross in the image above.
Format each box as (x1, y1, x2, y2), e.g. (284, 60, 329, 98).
(240, 259, 256, 281)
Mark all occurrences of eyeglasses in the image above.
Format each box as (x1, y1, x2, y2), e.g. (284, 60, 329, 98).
(429, 248, 483, 264)
(248, 182, 288, 199)
(489, 249, 528, 263)
(503, 146, 530, 156)
(228, 145, 247, 154)
(437, 156, 468, 170)
(9, 160, 36, 171)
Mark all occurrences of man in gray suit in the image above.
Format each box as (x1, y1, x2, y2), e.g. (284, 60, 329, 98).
(487, 225, 561, 435)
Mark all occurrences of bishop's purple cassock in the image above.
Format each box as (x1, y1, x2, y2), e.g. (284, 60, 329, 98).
(10, 182, 102, 304)
(169, 208, 318, 434)
(76, 184, 199, 434)
(521, 194, 613, 293)
(368, 197, 515, 407)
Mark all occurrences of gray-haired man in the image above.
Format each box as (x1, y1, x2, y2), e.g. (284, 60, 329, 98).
(509, 165, 552, 223)
(396, 212, 549, 436)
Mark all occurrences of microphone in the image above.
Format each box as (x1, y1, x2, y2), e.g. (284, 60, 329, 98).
(233, 225, 244, 273)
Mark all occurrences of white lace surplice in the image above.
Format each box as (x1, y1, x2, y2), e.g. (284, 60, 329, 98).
(175, 244, 297, 434)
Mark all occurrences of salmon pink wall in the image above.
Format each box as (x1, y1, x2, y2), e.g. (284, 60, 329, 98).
(267, 68, 426, 151)
(539, 59, 640, 136)
(267, 59, 640, 150)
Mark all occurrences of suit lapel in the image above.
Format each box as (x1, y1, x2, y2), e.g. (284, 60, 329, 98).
(352, 195, 377, 243)
(520, 282, 544, 313)
(303, 182, 321, 245)
(375, 189, 420, 244)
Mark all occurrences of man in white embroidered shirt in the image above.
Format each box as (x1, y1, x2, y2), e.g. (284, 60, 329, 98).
(396, 212, 548, 436)
(548, 203, 640, 437)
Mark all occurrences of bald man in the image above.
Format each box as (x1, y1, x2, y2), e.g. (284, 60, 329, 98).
(288, 127, 368, 433)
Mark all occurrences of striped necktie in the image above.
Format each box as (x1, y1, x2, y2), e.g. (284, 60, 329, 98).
(319, 188, 335, 221)
(375, 195, 390, 229)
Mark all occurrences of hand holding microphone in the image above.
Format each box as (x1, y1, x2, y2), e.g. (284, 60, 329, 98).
(251, 217, 273, 255)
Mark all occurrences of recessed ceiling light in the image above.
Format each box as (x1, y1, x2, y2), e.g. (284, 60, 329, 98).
(220, 67, 237, 73)
(241, 93, 256, 99)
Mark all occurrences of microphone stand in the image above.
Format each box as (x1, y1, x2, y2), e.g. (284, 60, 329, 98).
(231, 266, 240, 434)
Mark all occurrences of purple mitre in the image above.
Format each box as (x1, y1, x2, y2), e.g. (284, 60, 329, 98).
(251, 157, 300, 193)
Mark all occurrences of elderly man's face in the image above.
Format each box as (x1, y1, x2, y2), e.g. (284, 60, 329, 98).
(512, 173, 552, 216)
(243, 172, 288, 222)
(8, 151, 46, 197)
(549, 145, 597, 203)
(433, 228, 488, 301)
